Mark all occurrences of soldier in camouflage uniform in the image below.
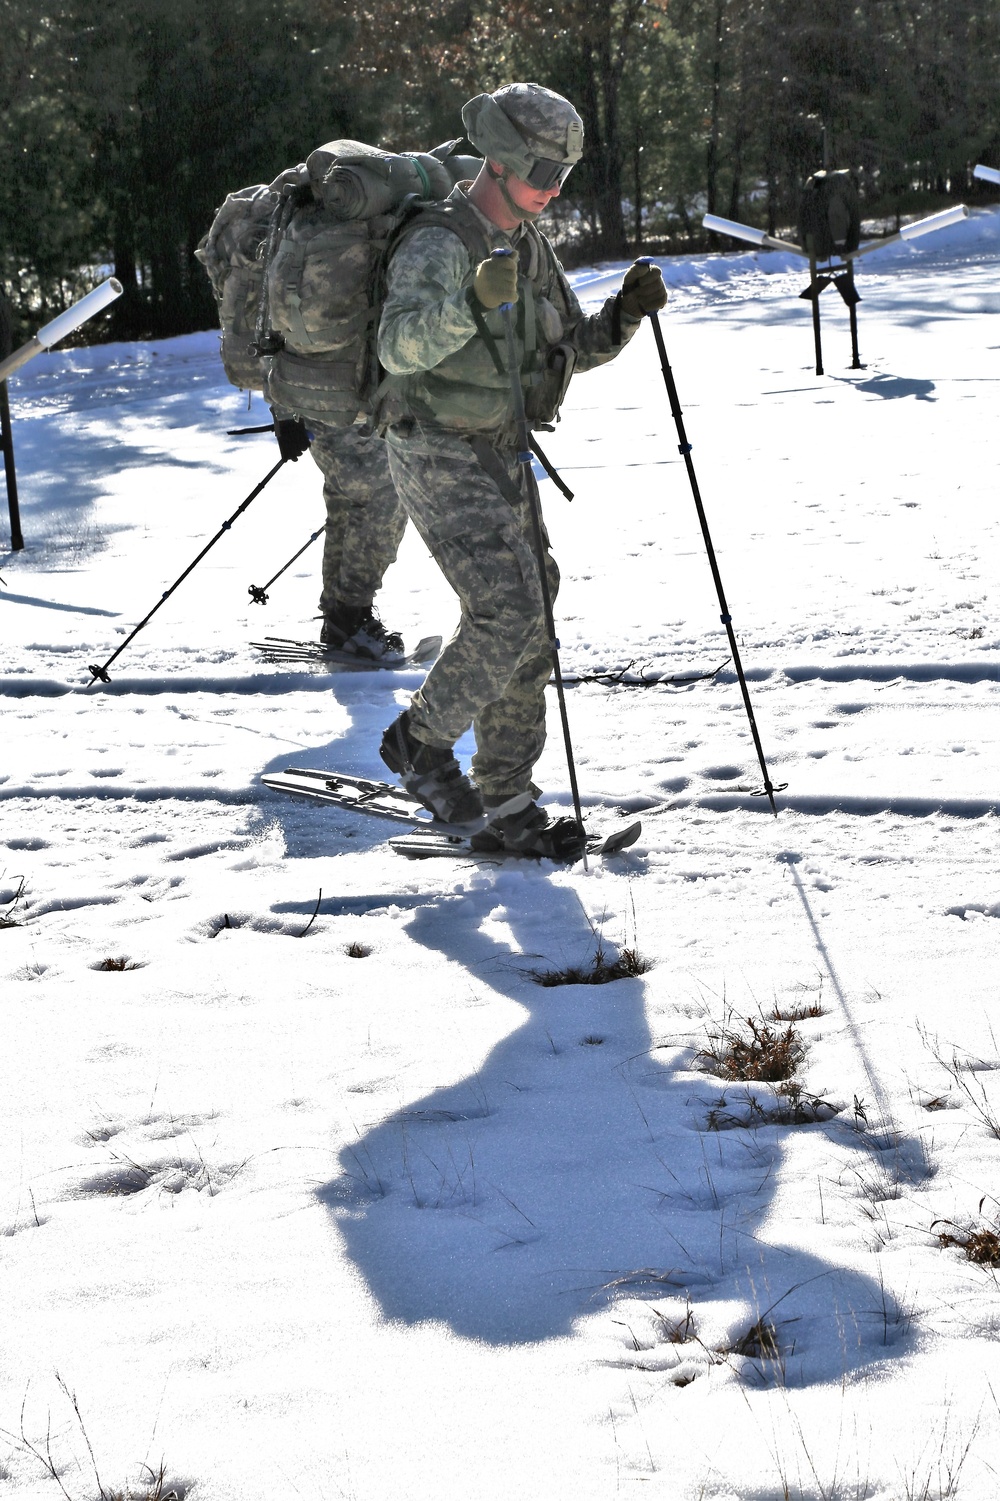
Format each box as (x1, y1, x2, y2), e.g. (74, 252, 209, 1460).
(310, 425, 407, 655)
(376, 82, 668, 857)
(267, 413, 408, 657)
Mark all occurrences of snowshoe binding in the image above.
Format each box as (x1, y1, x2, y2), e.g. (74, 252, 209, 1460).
(470, 793, 587, 862)
(379, 712, 486, 833)
(321, 602, 405, 662)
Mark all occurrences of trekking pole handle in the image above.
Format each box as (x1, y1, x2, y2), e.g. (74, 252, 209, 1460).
(491, 247, 517, 315)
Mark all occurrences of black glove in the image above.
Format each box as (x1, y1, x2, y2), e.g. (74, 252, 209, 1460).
(273, 415, 310, 462)
(620, 261, 668, 320)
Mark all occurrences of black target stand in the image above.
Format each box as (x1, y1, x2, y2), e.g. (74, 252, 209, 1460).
(797, 170, 863, 376)
(705, 178, 967, 377)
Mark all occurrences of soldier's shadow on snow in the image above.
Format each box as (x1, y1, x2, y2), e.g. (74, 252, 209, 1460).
(318, 876, 919, 1381)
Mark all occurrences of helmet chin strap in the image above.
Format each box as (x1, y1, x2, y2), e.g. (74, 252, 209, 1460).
(487, 161, 542, 223)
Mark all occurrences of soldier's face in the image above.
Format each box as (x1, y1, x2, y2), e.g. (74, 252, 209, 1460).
(499, 166, 562, 216)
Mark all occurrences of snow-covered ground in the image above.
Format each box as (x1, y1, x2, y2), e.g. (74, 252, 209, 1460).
(3, 213, 1000, 1501)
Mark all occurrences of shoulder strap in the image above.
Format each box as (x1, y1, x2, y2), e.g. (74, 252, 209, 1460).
(389, 197, 494, 268)
(254, 183, 311, 356)
(383, 198, 506, 376)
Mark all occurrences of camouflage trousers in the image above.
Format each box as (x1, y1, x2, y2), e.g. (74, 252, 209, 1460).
(385, 422, 558, 799)
(310, 424, 407, 616)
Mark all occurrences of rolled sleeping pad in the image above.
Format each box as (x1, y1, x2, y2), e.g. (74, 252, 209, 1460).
(305, 140, 480, 219)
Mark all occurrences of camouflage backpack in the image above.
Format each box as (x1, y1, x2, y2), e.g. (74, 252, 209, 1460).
(196, 138, 479, 424)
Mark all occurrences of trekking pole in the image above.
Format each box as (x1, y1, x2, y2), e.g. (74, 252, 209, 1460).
(640, 277, 783, 814)
(494, 251, 588, 865)
(248, 522, 326, 604)
(87, 457, 287, 683)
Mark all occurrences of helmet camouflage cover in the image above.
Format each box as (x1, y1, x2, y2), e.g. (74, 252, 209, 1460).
(461, 83, 584, 180)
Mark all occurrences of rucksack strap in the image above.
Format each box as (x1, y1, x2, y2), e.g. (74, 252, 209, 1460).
(467, 292, 507, 378)
(465, 434, 526, 512)
(254, 186, 307, 355)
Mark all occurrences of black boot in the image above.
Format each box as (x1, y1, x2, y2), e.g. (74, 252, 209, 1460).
(380, 712, 485, 831)
(470, 793, 587, 861)
(321, 601, 404, 660)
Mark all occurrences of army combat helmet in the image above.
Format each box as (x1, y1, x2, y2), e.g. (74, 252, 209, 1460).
(462, 83, 584, 219)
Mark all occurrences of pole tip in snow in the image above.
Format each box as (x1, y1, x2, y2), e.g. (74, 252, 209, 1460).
(752, 780, 787, 816)
(87, 663, 111, 685)
(248, 585, 268, 605)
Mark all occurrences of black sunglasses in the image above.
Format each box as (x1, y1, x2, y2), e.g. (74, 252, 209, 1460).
(524, 157, 575, 191)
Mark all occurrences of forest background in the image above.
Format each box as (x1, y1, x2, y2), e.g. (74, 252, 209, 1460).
(2, 0, 999, 344)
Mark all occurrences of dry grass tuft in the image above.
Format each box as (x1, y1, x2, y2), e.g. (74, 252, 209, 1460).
(100, 1462, 180, 1500)
(722, 1316, 783, 1360)
(656, 1303, 697, 1344)
(699, 1016, 806, 1083)
(533, 944, 651, 988)
(935, 1219, 1000, 1266)
(706, 1082, 840, 1130)
(770, 1000, 826, 1021)
(0, 876, 26, 929)
(345, 941, 371, 958)
(95, 956, 143, 972)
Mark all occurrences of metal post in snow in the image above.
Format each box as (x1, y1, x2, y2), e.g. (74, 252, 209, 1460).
(0, 288, 22, 551)
(0, 278, 124, 552)
(0, 380, 21, 552)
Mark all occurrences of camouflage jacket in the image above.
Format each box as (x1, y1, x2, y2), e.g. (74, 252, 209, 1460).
(376, 185, 640, 438)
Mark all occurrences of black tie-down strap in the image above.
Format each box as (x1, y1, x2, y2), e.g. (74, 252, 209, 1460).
(529, 434, 573, 501)
(466, 434, 528, 510)
(466, 432, 573, 506)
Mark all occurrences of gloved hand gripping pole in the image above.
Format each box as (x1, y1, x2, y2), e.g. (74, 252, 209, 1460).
(494, 250, 588, 863)
(87, 457, 287, 683)
(641, 279, 783, 815)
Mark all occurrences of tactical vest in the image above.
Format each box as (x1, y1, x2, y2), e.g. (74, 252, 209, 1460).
(377, 191, 579, 437)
